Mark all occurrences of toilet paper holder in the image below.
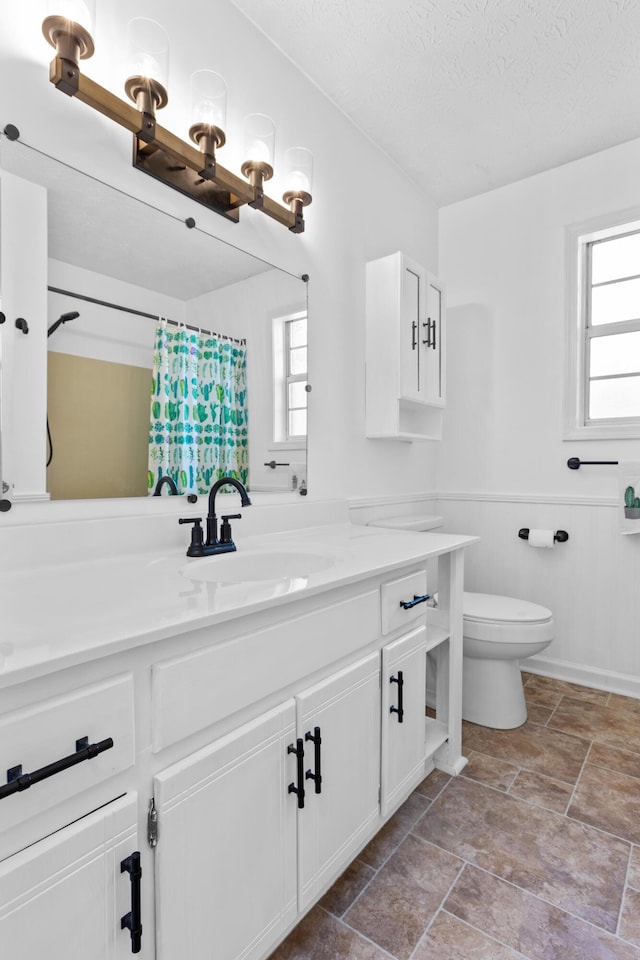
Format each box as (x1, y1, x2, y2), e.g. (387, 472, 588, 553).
(518, 528, 569, 543)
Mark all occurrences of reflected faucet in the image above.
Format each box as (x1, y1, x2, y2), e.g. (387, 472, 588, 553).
(178, 476, 251, 557)
(153, 475, 179, 496)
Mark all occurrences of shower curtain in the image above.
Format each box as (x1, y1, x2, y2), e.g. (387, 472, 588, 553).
(148, 321, 248, 495)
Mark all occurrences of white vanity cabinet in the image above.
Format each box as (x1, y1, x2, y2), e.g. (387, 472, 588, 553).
(365, 251, 446, 440)
(0, 793, 141, 959)
(0, 530, 471, 960)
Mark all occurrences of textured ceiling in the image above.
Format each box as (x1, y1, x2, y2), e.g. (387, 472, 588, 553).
(230, 0, 640, 205)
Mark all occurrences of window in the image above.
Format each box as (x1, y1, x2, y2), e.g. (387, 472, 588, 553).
(272, 310, 307, 445)
(566, 215, 640, 439)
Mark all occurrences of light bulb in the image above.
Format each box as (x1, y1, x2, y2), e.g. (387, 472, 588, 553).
(283, 147, 313, 197)
(190, 70, 226, 131)
(243, 114, 275, 169)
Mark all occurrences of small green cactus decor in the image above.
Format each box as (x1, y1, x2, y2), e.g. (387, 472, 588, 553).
(624, 485, 640, 519)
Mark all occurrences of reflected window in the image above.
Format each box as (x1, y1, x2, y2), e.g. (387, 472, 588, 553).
(273, 310, 307, 444)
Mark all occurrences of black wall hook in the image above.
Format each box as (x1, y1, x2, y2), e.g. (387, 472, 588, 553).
(15, 317, 29, 335)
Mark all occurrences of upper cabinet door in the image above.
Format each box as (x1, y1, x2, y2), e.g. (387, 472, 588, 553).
(295, 652, 380, 911)
(423, 274, 446, 407)
(399, 258, 427, 403)
(0, 793, 140, 959)
(153, 700, 297, 960)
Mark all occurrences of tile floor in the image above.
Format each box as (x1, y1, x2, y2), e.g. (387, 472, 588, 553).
(268, 674, 640, 959)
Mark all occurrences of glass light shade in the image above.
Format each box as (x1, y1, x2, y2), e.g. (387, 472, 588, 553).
(125, 18, 169, 88)
(243, 114, 275, 167)
(190, 70, 227, 131)
(47, 0, 96, 35)
(283, 147, 313, 196)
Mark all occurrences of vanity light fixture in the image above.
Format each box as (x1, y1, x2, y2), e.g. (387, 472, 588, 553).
(41, 5, 313, 232)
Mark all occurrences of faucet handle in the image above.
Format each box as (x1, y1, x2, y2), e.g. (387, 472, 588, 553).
(220, 513, 241, 545)
(178, 517, 204, 556)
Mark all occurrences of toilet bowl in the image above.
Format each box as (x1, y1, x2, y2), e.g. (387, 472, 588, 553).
(367, 514, 554, 729)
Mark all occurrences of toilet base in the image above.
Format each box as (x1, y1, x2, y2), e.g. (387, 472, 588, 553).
(462, 656, 527, 729)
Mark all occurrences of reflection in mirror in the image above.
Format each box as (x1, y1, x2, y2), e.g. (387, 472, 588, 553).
(0, 136, 308, 501)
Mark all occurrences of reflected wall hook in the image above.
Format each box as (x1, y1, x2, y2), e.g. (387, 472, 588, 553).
(15, 317, 29, 335)
(567, 457, 618, 470)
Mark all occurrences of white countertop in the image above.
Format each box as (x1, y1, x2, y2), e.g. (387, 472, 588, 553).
(0, 523, 476, 688)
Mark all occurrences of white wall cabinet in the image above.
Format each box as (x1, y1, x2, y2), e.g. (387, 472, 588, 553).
(366, 251, 446, 440)
(0, 793, 140, 959)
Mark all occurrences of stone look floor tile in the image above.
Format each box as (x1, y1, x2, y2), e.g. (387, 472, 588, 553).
(413, 911, 525, 960)
(359, 791, 430, 870)
(568, 763, 640, 845)
(268, 906, 391, 960)
(620, 889, 640, 947)
(629, 847, 640, 889)
(608, 694, 640, 719)
(549, 698, 640, 755)
(413, 767, 451, 800)
(525, 703, 554, 725)
(413, 777, 629, 931)
(462, 720, 589, 784)
(318, 859, 376, 917)
(523, 675, 610, 705)
(587, 742, 640, 781)
(463, 751, 519, 792)
(445, 865, 640, 960)
(508, 770, 573, 814)
(343, 835, 463, 960)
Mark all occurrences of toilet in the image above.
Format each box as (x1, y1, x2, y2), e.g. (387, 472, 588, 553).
(367, 514, 554, 729)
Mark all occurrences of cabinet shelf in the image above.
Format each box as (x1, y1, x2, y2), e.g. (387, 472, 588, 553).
(425, 718, 449, 757)
(425, 625, 450, 653)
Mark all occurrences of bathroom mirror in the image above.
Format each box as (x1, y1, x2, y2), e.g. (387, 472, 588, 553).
(0, 135, 308, 501)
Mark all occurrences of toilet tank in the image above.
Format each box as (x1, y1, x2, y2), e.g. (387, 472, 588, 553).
(367, 514, 443, 532)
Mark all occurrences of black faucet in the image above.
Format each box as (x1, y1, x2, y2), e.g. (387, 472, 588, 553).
(179, 476, 251, 557)
(153, 475, 179, 496)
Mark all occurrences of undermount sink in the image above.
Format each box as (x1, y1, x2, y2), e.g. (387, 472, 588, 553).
(181, 548, 336, 584)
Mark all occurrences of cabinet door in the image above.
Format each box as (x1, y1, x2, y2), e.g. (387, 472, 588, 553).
(296, 653, 380, 910)
(399, 257, 426, 403)
(0, 793, 140, 959)
(423, 274, 445, 406)
(381, 626, 428, 816)
(154, 700, 297, 960)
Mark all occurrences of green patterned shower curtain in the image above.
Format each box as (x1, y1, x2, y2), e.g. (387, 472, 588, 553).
(148, 321, 249, 495)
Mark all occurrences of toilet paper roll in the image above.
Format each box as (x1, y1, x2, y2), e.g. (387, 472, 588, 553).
(527, 528, 555, 548)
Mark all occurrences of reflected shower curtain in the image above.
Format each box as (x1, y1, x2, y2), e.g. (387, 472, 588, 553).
(148, 321, 248, 495)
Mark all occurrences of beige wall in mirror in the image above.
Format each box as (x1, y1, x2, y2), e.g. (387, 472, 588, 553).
(0, 136, 308, 503)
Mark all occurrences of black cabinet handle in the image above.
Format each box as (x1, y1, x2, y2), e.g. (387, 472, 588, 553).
(0, 736, 114, 801)
(411, 320, 417, 350)
(399, 593, 430, 610)
(432, 318, 437, 351)
(288, 738, 305, 809)
(390, 670, 404, 722)
(121, 851, 143, 954)
(422, 319, 432, 348)
(305, 726, 322, 794)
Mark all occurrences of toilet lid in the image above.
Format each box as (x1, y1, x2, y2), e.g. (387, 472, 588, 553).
(463, 592, 552, 624)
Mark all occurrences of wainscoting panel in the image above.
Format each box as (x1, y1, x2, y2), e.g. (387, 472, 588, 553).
(437, 496, 640, 695)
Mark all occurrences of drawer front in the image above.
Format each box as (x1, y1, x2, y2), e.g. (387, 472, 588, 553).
(152, 590, 378, 752)
(381, 569, 428, 635)
(0, 675, 135, 835)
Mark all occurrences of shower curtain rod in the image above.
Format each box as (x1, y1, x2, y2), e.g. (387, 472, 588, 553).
(48, 285, 247, 345)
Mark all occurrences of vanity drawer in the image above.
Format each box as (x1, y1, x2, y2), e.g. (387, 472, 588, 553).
(381, 568, 428, 635)
(152, 589, 378, 751)
(0, 674, 135, 834)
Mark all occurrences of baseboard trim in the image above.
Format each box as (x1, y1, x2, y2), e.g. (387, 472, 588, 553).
(525, 655, 640, 700)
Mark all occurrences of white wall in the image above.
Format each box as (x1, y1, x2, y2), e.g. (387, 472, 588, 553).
(439, 138, 640, 693)
(0, 0, 440, 514)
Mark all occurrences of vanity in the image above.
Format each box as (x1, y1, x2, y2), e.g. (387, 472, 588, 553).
(0, 512, 475, 960)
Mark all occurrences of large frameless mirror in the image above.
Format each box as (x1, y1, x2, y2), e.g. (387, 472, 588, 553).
(0, 134, 309, 503)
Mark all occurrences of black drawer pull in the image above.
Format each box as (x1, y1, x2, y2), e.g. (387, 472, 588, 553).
(399, 593, 430, 610)
(121, 851, 143, 953)
(288, 738, 305, 809)
(390, 670, 404, 723)
(0, 736, 114, 801)
(305, 726, 322, 794)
